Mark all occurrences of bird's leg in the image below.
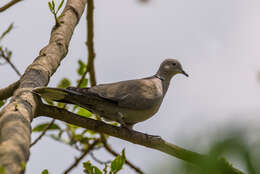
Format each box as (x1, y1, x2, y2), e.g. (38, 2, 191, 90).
(117, 112, 133, 130)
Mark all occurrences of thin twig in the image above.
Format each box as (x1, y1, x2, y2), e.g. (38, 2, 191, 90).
(0, 23, 14, 42)
(86, 0, 96, 87)
(0, 48, 21, 76)
(102, 136, 145, 174)
(63, 139, 100, 174)
(0, 0, 23, 12)
(30, 119, 55, 147)
(76, 0, 96, 87)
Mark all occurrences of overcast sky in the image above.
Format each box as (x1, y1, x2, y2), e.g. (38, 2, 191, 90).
(1, 0, 260, 173)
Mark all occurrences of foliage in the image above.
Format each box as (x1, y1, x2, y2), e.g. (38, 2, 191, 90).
(110, 149, 126, 174)
(48, 0, 65, 25)
(167, 130, 260, 174)
(0, 23, 13, 42)
(41, 169, 49, 174)
(83, 161, 103, 174)
(83, 149, 126, 174)
(77, 107, 92, 118)
(57, 78, 71, 88)
(77, 60, 87, 76)
(32, 122, 61, 132)
(0, 100, 5, 108)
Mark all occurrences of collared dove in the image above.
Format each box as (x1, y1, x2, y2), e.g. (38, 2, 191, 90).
(33, 59, 188, 129)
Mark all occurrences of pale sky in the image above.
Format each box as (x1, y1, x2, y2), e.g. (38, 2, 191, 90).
(1, 0, 260, 173)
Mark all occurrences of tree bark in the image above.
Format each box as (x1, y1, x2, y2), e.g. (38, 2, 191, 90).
(0, 0, 86, 173)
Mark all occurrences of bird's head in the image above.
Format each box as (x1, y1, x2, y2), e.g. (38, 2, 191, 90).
(156, 59, 189, 80)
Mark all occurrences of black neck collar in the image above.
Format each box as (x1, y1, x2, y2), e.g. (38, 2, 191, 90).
(155, 74, 165, 81)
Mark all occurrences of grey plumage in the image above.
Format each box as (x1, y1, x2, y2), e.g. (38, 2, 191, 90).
(33, 59, 188, 129)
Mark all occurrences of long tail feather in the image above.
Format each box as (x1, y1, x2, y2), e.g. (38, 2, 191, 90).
(33, 87, 81, 102)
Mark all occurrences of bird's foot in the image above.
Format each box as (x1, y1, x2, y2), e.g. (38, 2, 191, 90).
(120, 123, 134, 131)
(117, 112, 133, 131)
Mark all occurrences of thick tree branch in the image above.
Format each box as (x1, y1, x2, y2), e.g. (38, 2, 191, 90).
(0, 80, 20, 100)
(31, 0, 96, 149)
(0, 0, 23, 13)
(37, 103, 245, 174)
(0, 0, 87, 173)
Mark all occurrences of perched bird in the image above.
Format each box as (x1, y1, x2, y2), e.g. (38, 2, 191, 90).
(33, 59, 188, 129)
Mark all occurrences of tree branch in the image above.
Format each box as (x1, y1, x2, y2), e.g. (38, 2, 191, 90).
(31, 0, 97, 149)
(0, 48, 21, 76)
(0, 0, 87, 173)
(0, 0, 23, 13)
(30, 119, 55, 147)
(0, 80, 20, 100)
(102, 137, 145, 174)
(37, 103, 245, 174)
(63, 139, 100, 174)
(86, 0, 96, 86)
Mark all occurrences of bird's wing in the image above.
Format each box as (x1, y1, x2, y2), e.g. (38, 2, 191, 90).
(87, 77, 163, 110)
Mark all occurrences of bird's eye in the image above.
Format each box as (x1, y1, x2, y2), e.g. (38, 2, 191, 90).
(172, 63, 177, 66)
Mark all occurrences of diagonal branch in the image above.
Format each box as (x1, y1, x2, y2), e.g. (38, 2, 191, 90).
(37, 103, 245, 174)
(0, 0, 23, 13)
(30, 119, 55, 147)
(0, 0, 87, 173)
(0, 48, 21, 76)
(0, 80, 20, 100)
(63, 139, 100, 174)
(102, 137, 144, 174)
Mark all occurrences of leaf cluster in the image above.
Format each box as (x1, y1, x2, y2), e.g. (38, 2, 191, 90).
(83, 149, 126, 174)
(48, 0, 65, 25)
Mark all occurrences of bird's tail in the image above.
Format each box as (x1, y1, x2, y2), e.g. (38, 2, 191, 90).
(33, 87, 83, 104)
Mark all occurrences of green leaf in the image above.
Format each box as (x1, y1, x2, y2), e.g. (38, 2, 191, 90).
(57, 102, 65, 108)
(83, 161, 103, 174)
(41, 169, 49, 174)
(110, 149, 126, 174)
(57, 0, 64, 13)
(67, 123, 79, 130)
(48, 2, 53, 11)
(77, 107, 92, 118)
(57, 78, 71, 88)
(0, 100, 5, 108)
(93, 167, 103, 174)
(78, 78, 88, 88)
(0, 166, 5, 174)
(77, 60, 86, 75)
(0, 23, 14, 42)
(51, 0, 55, 11)
(32, 122, 60, 132)
(83, 161, 92, 173)
(21, 161, 26, 171)
(43, 98, 54, 106)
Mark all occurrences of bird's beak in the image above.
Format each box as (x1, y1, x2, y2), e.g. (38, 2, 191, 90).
(181, 70, 189, 77)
